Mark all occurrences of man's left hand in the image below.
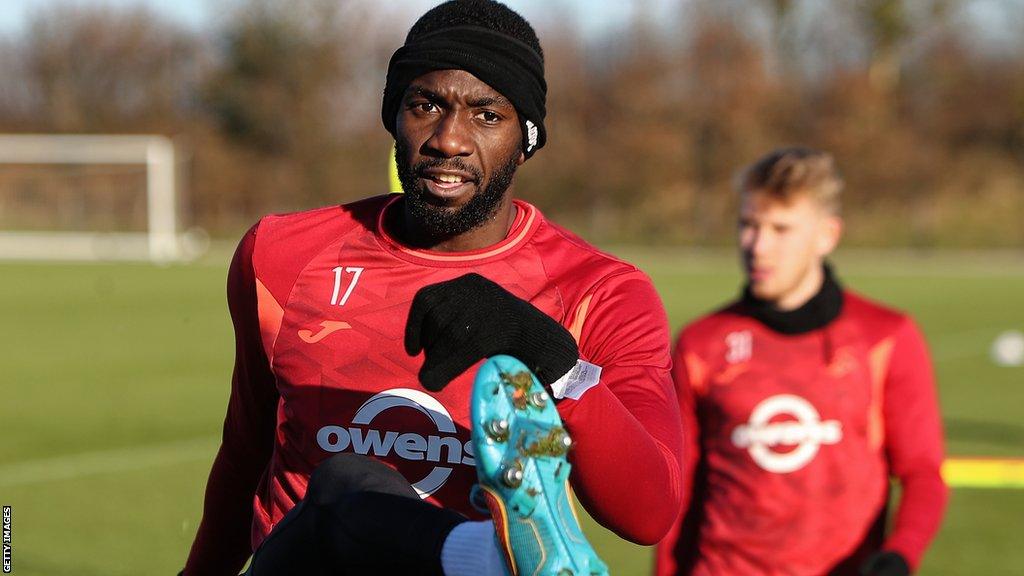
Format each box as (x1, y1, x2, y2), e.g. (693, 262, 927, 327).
(405, 273, 579, 391)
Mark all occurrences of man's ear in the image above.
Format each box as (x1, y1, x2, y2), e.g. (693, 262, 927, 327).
(517, 150, 526, 166)
(817, 215, 843, 257)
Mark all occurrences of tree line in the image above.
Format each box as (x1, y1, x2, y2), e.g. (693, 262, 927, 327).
(1, 0, 1021, 247)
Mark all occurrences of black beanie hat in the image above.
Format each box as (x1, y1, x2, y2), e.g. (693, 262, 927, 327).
(382, 0, 547, 158)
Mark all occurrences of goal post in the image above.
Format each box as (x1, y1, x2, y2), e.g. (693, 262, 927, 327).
(0, 134, 203, 263)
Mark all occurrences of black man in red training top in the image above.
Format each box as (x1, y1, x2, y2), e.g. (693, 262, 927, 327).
(182, 2, 685, 575)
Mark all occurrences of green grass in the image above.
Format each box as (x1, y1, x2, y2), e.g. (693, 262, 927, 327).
(1, 250, 1022, 575)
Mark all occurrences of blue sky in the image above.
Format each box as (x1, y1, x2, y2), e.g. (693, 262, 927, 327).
(1, 0, 1018, 51)
(0, 0, 206, 32)
(0, 0, 641, 35)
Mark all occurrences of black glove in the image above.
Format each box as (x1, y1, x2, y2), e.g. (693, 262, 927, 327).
(405, 273, 579, 392)
(860, 551, 911, 576)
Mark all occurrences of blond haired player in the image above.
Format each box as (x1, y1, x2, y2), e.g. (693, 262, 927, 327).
(656, 148, 948, 575)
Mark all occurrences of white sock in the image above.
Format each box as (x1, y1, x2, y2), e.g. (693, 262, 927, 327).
(440, 520, 506, 576)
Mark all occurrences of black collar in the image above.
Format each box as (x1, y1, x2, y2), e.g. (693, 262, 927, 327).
(740, 264, 844, 335)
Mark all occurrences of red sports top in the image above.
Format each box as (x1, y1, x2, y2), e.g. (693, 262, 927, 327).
(184, 194, 684, 576)
(655, 293, 948, 575)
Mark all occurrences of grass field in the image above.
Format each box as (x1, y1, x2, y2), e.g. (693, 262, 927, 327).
(2, 248, 1023, 575)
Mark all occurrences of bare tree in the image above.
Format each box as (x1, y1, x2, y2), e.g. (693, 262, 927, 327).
(19, 3, 200, 132)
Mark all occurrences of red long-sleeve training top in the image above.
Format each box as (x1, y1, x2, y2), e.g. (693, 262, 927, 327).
(184, 194, 685, 575)
(656, 292, 948, 575)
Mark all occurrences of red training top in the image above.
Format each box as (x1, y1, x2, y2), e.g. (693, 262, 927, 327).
(655, 292, 948, 575)
(184, 194, 684, 576)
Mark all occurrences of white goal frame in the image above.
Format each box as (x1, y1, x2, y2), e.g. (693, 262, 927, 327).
(0, 134, 199, 263)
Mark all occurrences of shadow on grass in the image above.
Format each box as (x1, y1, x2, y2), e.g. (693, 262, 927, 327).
(945, 418, 1024, 452)
(11, 552, 117, 576)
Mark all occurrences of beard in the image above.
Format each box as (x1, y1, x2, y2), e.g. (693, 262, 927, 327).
(394, 138, 519, 240)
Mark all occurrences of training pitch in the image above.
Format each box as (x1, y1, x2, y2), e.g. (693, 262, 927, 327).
(1, 248, 1022, 575)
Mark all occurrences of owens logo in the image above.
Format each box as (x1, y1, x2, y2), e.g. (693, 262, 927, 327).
(316, 388, 474, 498)
(731, 394, 842, 473)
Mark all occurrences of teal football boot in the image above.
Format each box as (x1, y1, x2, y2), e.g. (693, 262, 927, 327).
(470, 354, 609, 576)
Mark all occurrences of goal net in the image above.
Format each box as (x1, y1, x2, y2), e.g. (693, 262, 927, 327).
(0, 134, 204, 263)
